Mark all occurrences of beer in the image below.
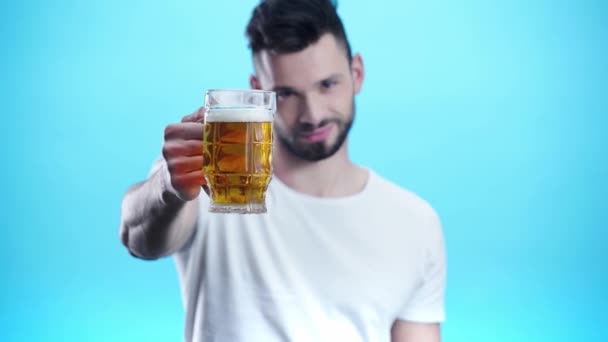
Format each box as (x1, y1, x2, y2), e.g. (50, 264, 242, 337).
(203, 108, 273, 213)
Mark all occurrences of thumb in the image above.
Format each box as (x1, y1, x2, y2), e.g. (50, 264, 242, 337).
(181, 107, 205, 123)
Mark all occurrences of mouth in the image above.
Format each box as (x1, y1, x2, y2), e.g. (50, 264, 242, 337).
(299, 124, 334, 143)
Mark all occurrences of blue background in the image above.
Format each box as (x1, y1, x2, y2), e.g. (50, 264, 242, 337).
(2, 0, 606, 341)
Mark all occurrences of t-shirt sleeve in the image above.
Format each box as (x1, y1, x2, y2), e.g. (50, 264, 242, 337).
(397, 209, 447, 323)
(148, 156, 164, 176)
(147, 156, 180, 194)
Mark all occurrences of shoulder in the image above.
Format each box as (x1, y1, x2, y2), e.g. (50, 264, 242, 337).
(367, 170, 443, 238)
(368, 171, 438, 216)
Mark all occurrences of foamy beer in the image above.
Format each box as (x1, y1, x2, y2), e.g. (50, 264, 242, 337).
(202, 89, 276, 214)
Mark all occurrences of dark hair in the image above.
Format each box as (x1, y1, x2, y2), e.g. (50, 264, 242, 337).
(245, 0, 352, 61)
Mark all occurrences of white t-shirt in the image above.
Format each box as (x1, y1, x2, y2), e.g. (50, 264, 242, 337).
(174, 170, 446, 342)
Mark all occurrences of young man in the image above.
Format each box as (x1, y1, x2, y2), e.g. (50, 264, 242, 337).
(120, 0, 446, 341)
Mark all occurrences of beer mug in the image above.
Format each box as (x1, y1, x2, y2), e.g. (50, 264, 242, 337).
(202, 89, 276, 214)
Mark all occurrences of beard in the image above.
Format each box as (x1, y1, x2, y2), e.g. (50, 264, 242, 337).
(276, 102, 355, 162)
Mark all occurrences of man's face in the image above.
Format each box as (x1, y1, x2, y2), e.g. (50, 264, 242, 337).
(252, 34, 364, 161)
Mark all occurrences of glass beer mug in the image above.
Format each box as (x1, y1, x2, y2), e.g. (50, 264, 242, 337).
(202, 89, 276, 214)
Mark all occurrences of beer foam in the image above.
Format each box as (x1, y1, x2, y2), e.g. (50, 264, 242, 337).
(206, 108, 273, 122)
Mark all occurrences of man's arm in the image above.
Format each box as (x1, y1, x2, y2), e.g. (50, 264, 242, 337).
(392, 207, 446, 341)
(119, 108, 206, 259)
(119, 163, 199, 259)
(391, 321, 441, 342)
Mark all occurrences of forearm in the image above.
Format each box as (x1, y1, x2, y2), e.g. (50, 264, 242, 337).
(119, 162, 198, 259)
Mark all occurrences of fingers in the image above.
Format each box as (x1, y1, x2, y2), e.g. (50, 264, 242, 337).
(181, 107, 205, 123)
(162, 140, 203, 158)
(166, 156, 204, 174)
(159, 108, 208, 200)
(164, 122, 204, 141)
(171, 170, 207, 189)
(168, 169, 207, 201)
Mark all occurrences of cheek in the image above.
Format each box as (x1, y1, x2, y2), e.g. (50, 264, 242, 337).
(276, 100, 300, 125)
(329, 88, 354, 117)
(275, 110, 295, 133)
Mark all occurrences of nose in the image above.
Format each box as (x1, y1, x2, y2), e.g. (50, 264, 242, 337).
(298, 92, 326, 126)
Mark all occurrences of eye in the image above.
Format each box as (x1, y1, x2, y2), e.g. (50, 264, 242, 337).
(276, 89, 296, 101)
(320, 79, 338, 90)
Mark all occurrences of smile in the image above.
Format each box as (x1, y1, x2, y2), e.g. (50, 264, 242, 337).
(299, 124, 334, 143)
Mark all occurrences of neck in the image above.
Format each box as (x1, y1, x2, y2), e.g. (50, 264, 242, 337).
(273, 139, 368, 198)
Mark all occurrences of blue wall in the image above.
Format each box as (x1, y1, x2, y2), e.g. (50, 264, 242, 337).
(2, 0, 606, 340)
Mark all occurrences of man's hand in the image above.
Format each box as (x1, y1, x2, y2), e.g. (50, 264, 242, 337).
(162, 107, 207, 201)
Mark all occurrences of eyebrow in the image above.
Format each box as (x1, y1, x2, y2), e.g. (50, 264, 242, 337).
(272, 73, 346, 95)
(272, 85, 301, 96)
(318, 73, 344, 83)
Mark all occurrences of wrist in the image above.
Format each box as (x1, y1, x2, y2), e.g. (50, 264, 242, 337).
(157, 160, 185, 206)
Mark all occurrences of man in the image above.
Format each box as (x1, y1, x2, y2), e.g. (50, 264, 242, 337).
(120, 0, 446, 341)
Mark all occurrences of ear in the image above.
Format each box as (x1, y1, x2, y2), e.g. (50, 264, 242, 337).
(250, 75, 262, 90)
(350, 53, 365, 94)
